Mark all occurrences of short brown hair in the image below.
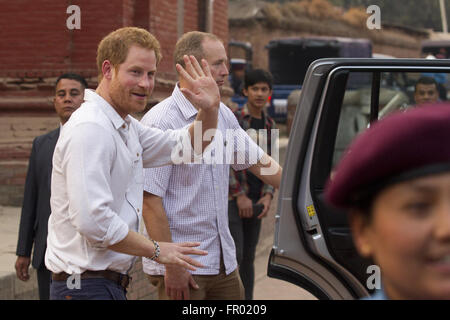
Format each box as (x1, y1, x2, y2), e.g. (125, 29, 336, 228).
(173, 31, 221, 68)
(96, 27, 162, 81)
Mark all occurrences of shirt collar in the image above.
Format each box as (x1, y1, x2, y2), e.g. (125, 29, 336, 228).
(84, 89, 131, 130)
(172, 83, 198, 121)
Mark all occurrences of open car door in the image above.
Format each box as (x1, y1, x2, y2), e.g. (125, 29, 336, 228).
(269, 58, 450, 299)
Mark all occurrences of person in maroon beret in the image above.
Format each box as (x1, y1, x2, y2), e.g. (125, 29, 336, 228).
(325, 103, 450, 300)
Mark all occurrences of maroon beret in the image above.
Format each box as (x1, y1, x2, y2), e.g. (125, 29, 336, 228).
(325, 103, 450, 209)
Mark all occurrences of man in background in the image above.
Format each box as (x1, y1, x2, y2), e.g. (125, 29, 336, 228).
(228, 69, 276, 300)
(15, 73, 87, 300)
(414, 76, 440, 106)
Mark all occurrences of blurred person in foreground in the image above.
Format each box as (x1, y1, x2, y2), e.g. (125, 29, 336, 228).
(325, 103, 450, 300)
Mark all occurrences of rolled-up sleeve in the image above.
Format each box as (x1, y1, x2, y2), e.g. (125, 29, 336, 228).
(61, 122, 129, 248)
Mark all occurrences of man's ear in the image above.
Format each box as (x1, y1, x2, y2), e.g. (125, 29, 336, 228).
(242, 88, 248, 97)
(102, 60, 114, 80)
(349, 210, 373, 258)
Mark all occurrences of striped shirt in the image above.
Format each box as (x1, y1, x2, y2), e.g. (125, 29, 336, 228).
(141, 84, 263, 275)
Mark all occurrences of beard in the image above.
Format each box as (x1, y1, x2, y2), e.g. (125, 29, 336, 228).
(109, 77, 148, 116)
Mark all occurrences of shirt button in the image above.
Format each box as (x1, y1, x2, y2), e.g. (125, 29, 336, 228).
(137, 153, 140, 157)
(122, 124, 126, 129)
(137, 208, 140, 213)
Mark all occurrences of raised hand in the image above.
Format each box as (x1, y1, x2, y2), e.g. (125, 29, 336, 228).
(176, 55, 220, 113)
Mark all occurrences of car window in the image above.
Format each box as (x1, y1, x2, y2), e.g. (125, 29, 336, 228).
(332, 71, 449, 167)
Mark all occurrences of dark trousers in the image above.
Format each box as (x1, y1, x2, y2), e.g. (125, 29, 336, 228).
(50, 277, 127, 300)
(228, 199, 262, 300)
(36, 266, 51, 300)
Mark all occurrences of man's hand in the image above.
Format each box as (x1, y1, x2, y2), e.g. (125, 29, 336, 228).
(156, 241, 207, 271)
(108, 231, 207, 271)
(177, 55, 220, 153)
(164, 265, 199, 300)
(256, 193, 272, 219)
(236, 194, 253, 218)
(176, 55, 220, 113)
(15, 256, 31, 281)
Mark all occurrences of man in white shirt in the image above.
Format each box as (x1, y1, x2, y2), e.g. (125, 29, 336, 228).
(45, 27, 220, 300)
(141, 31, 282, 300)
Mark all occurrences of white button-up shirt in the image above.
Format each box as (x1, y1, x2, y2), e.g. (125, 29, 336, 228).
(45, 89, 191, 275)
(141, 85, 263, 276)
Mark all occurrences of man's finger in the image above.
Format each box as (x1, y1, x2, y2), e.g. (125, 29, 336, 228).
(257, 209, 267, 219)
(189, 276, 199, 290)
(179, 258, 197, 271)
(201, 58, 213, 78)
(181, 247, 208, 256)
(178, 241, 201, 247)
(189, 55, 205, 77)
(183, 55, 199, 79)
(182, 255, 205, 268)
(176, 63, 194, 84)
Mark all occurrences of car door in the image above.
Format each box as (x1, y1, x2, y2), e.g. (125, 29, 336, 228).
(268, 58, 450, 299)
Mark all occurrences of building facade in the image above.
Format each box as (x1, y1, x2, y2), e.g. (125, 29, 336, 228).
(0, 0, 229, 206)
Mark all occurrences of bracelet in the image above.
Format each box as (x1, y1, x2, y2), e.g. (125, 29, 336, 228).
(149, 239, 160, 261)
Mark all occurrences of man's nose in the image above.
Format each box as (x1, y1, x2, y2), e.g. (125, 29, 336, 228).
(139, 75, 152, 89)
(221, 63, 229, 76)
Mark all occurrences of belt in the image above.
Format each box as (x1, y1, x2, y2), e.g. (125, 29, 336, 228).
(52, 270, 131, 290)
